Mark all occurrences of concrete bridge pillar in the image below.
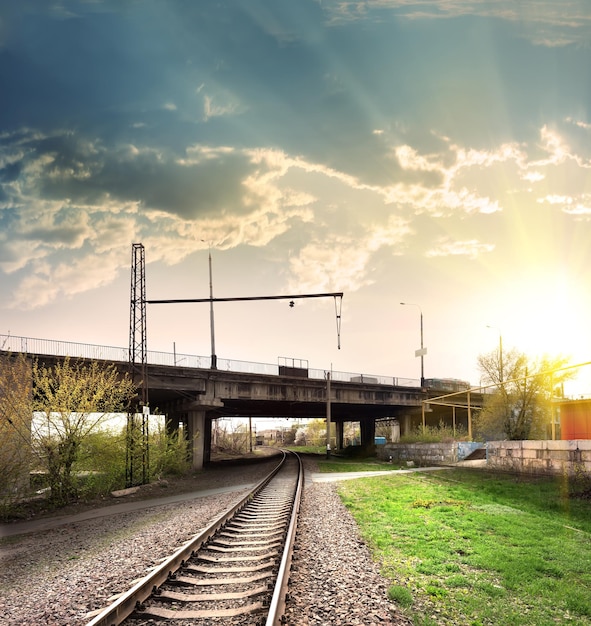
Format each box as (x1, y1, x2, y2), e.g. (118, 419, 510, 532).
(186, 409, 215, 469)
(360, 417, 376, 449)
(165, 409, 210, 470)
(335, 421, 344, 451)
(165, 412, 185, 438)
(181, 396, 223, 470)
(185, 410, 204, 469)
(401, 414, 413, 437)
(391, 420, 400, 443)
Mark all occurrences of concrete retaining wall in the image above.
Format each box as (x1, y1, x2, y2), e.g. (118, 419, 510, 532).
(380, 440, 591, 475)
(486, 440, 591, 475)
(380, 441, 482, 465)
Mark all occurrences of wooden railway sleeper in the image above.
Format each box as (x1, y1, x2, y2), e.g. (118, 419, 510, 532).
(157, 585, 268, 602)
(197, 550, 279, 563)
(181, 560, 278, 574)
(234, 511, 291, 521)
(136, 602, 266, 620)
(233, 519, 289, 528)
(172, 570, 272, 585)
(211, 538, 284, 547)
(219, 540, 284, 550)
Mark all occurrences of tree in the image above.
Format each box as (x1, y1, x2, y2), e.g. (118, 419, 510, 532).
(294, 426, 307, 446)
(476, 348, 571, 441)
(32, 357, 136, 505)
(0, 353, 33, 505)
(214, 419, 251, 454)
(282, 424, 297, 446)
(304, 418, 329, 447)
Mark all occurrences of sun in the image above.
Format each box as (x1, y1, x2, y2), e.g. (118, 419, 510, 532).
(494, 270, 590, 363)
(483, 269, 591, 396)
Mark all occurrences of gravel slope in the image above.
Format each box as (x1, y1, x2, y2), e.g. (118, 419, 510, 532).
(287, 477, 413, 626)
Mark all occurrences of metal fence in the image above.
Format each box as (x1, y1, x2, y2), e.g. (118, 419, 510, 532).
(0, 333, 420, 387)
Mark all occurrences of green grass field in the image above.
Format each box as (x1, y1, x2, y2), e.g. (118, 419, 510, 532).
(317, 458, 405, 472)
(336, 468, 591, 625)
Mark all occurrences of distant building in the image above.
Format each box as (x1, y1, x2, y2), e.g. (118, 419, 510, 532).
(558, 398, 591, 439)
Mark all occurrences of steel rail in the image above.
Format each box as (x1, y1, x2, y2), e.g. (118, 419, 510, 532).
(265, 451, 303, 626)
(85, 452, 288, 626)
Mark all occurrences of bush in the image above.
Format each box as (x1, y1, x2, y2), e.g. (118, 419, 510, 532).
(150, 425, 191, 477)
(400, 421, 467, 444)
(76, 430, 127, 498)
(31, 357, 136, 505)
(40, 424, 192, 501)
(567, 463, 591, 500)
(0, 353, 33, 508)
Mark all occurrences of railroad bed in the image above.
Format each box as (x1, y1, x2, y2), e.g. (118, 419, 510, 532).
(88, 451, 302, 626)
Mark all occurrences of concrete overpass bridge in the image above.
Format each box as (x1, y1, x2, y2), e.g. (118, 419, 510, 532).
(1, 334, 481, 470)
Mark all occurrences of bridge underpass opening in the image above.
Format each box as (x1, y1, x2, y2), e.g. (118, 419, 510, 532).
(129, 242, 344, 479)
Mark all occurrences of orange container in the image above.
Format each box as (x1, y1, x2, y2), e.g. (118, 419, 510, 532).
(560, 399, 591, 440)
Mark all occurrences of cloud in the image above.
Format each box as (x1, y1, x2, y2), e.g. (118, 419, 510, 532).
(321, 1, 591, 47)
(0, 238, 47, 274)
(386, 139, 512, 216)
(9, 250, 124, 310)
(17, 207, 91, 248)
(522, 171, 545, 183)
(287, 215, 411, 292)
(532, 125, 591, 170)
(203, 95, 240, 122)
(567, 117, 591, 132)
(2, 118, 590, 309)
(4, 131, 255, 220)
(426, 237, 495, 259)
(538, 193, 591, 219)
(288, 237, 373, 293)
(563, 204, 591, 218)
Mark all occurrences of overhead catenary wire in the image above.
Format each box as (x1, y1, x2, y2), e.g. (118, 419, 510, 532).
(145, 292, 345, 349)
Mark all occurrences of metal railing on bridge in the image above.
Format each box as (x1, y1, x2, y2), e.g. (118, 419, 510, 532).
(0, 333, 420, 388)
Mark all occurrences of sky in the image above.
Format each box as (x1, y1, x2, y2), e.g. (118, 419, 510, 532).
(1, 1, 591, 395)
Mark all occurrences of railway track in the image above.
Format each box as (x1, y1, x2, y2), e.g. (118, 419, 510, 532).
(86, 451, 302, 626)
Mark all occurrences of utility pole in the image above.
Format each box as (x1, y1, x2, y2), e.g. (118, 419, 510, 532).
(207, 246, 217, 369)
(128, 242, 149, 486)
(326, 370, 331, 458)
(401, 302, 426, 387)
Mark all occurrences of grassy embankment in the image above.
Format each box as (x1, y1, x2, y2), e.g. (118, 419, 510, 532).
(318, 458, 591, 625)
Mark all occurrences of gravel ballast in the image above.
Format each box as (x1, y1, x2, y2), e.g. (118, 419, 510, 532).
(0, 457, 412, 626)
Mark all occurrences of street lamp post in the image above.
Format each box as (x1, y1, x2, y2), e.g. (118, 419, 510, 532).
(400, 302, 425, 387)
(486, 325, 507, 437)
(202, 241, 217, 369)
